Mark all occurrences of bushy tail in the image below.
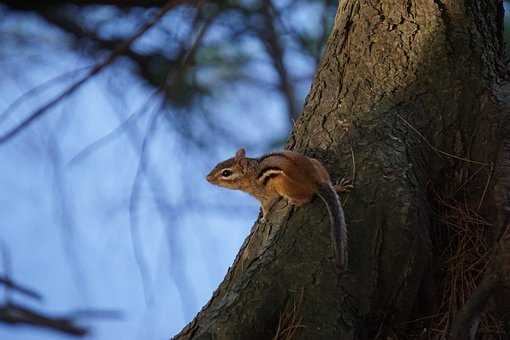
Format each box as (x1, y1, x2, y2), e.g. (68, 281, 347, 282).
(317, 183, 348, 271)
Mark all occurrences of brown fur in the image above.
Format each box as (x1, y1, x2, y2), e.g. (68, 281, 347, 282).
(258, 151, 331, 205)
(206, 148, 350, 270)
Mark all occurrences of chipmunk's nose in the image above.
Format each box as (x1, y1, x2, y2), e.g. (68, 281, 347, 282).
(206, 173, 214, 183)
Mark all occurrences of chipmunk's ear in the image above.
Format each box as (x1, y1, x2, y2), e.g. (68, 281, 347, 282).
(234, 148, 246, 162)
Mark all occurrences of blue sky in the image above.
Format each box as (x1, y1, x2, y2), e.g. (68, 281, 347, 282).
(0, 4, 316, 339)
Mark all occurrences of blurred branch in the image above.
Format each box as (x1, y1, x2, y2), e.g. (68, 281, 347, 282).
(0, 301, 88, 336)
(0, 65, 91, 127)
(0, 276, 42, 301)
(257, 0, 299, 122)
(69, 4, 213, 165)
(43, 117, 90, 300)
(127, 9, 213, 307)
(0, 244, 89, 336)
(129, 110, 160, 306)
(0, 260, 119, 337)
(0, 0, 188, 144)
(38, 10, 179, 90)
(65, 7, 214, 308)
(67, 95, 155, 165)
(272, 2, 331, 68)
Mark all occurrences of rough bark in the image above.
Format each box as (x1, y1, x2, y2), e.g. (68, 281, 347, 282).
(174, 0, 509, 339)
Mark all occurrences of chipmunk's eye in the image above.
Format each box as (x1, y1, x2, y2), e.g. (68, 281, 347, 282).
(221, 169, 233, 177)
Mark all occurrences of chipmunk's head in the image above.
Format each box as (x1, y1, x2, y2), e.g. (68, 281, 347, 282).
(206, 148, 251, 190)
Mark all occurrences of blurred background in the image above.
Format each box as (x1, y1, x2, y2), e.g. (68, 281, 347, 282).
(0, 1, 508, 339)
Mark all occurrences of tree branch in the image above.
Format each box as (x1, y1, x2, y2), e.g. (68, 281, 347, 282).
(257, 0, 299, 123)
(0, 0, 187, 144)
(38, 10, 178, 89)
(0, 301, 88, 336)
(0, 276, 42, 300)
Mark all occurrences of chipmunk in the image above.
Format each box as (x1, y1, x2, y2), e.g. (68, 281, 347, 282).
(206, 148, 350, 271)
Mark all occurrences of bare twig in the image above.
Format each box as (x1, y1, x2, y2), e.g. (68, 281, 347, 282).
(0, 301, 87, 336)
(397, 114, 489, 166)
(0, 243, 85, 335)
(129, 110, 160, 305)
(273, 289, 305, 340)
(478, 162, 495, 210)
(0, 65, 91, 127)
(258, 0, 299, 123)
(0, 241, 12, 302)
(42, 115, 90, 299)
(0, 276, 42, 301)
(67, 93, 158, 165)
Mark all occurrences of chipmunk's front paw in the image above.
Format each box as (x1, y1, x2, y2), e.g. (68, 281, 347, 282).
(334, 177, 354, 193)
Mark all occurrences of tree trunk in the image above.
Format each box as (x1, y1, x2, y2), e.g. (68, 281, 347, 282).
(174, 1, 509, 339)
